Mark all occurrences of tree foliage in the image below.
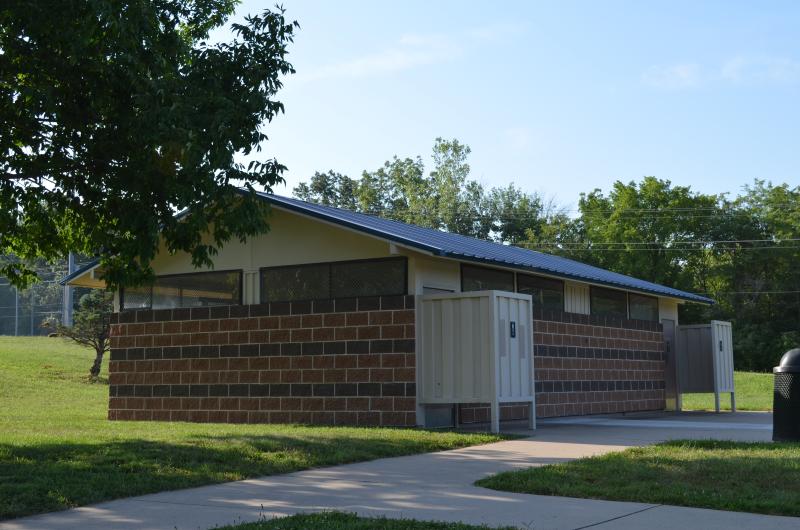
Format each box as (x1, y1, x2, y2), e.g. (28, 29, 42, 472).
(294, 138, 553, 243)
(295, 145, 799, 370)
(0, 1, 297, 289)
(564, 177, 720, 291)
(545, 178, 800, 371)
(294, 170, 358, 210)
(707, 182, 800, 369)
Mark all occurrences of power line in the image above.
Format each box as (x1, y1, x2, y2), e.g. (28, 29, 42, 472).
(696, 290, 800, 295)
(356, 211, 793, 221)
(523, 238, 800, 247)
(523, 246, 800, 252)
(310, 201, 799, 217)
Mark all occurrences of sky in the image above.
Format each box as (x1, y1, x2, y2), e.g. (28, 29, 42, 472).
(212, 0, 800, 209)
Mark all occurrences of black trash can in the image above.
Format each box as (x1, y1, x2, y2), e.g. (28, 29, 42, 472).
(773, 348, 800, 442)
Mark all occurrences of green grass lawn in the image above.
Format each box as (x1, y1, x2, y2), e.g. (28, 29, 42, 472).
(0, 337, 502, 521)
(219, 512, 513, 530)
(680, 371, 772, 411)
(477, 439, 800, 517)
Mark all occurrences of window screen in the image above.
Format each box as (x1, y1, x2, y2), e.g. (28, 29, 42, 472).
(121, 286, 152, 310)
(122, 271, 241, 310)
(517, 274, 564, 312)
(261, 263, 330, 303)
(629, 293, 659, 321)
(461, 265, 514, 292)
(331, 258, 405, 298)
(260, 258, 407, 303)
(590, 287, 628, 319)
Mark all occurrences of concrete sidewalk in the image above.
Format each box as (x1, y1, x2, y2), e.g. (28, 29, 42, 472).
(2, 412, 795, 530)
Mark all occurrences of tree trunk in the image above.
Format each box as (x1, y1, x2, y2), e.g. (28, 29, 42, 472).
(90, 350, 104, 379)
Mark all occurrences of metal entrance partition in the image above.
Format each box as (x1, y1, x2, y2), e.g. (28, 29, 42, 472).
(675, 320, 736, 412)
(415, 290, 536, 433)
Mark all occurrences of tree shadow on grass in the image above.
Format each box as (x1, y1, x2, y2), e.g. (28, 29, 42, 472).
(0, 430, 493, 521)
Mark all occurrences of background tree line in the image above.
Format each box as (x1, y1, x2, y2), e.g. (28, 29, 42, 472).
(295, 138, 569, 246)
(295, 138, 800, 371)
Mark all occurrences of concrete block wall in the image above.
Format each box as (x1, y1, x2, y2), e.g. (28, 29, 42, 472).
(107, 295, 417, 426)
(107, 297, 666, 427)
(459, 310, 666, 423)
(533, 310, 665, 418)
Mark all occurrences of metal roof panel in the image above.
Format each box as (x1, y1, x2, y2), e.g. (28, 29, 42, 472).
(62, 192, 714, 304)
(259, 193, 713, 305)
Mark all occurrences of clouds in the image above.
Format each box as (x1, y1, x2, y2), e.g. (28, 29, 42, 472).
(295, 23, 522, 83)
(642, 56, 800, 89)
(295, 34, 458, 82)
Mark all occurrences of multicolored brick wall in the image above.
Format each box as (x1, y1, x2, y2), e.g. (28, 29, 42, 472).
(459, 310, 666, 422)
(108, 296, 666, 427)
(107, 295, 417, 426)
(533, 310, 665, 417)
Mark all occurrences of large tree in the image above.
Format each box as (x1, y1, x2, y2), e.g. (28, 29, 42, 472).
(489, 184, 549, 245)
(534, 177, 800, 370)
(563, 177, 720, 291)
(0, 1, 297, 289)
(294, 149, 799, 369)
(706, 181, 800, 369)
(294, 138, 545, 242)
(294, 170, 359, 210)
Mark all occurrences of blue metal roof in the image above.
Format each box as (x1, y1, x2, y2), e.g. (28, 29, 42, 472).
(63, 191, 713, 304)
(259, 193, 713, 304)
(59, 260, 100, 286)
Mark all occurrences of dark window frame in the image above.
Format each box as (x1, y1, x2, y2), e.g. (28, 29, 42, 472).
(120, 269, 244, 311)
(589, 286, 629, 319)
(516, 272, 565, 312)
(459, 263, 515, 293)
(458, 263, 663, 320)
(628, 292, 660, 322)
(259, 261, 331, 305)
(460, 264, 566, 312)
(259, 256, 408, 304)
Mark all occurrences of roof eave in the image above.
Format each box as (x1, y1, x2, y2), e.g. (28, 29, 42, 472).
(261, 193, 714, 306)
(58, 192, 715, 306)
(437, 250, 714, 305)
(59, 260, 100, 286)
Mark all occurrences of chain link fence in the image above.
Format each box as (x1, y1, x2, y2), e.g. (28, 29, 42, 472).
(0, 262, 95, 336)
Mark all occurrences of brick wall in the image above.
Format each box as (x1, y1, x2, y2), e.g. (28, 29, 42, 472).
(534, 310, 665, 418)
(459, 310, 666, 422)
(107, 295, 417, 426)
(108, 295, 666, 427)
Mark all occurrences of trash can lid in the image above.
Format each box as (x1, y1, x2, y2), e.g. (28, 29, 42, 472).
(775, 348, 800, 373)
